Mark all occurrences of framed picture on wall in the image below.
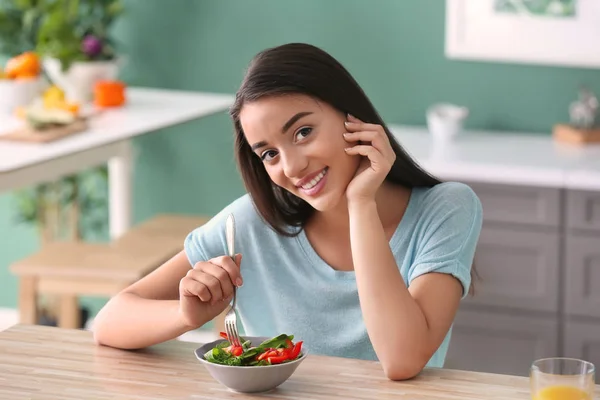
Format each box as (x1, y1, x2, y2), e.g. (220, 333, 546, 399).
(445, 0, 600, 69)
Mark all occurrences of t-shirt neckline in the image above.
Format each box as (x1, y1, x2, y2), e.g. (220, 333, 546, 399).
(295, 187, 419, 280)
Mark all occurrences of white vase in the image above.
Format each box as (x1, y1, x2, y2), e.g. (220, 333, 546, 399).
(42, 58, 120, 104)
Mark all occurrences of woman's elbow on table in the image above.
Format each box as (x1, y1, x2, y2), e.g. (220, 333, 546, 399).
(91, 315, 146, 350)
(383, 363, 424, 381)
(91, 320, 109, 347)
(90, 295, 143, 350)
(381, 355, 429, 381)
(92, 327, 107, 347)
(91, 307, 117, 347)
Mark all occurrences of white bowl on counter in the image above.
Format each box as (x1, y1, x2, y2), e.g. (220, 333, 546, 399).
(0, 77, 44, 116)
(426, 103, 469, 142)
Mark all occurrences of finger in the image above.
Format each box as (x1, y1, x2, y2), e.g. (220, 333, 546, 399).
(211, 255, 243, 287)
(186, 268, 224, 303)
(201, 262, 235, 300)
(197, 271, 224, 304)
(180, 275, 212, 303)
(344, 145, 386, 167)
(345, 116, 385, 134)
(346, 113, 362, 123)
(343, 130, 386, 150)
(345, 139, 395, 166)
(344, 122, 393, 154)
(345, 126, 396, 160)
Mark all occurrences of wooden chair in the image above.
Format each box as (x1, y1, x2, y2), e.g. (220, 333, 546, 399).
(9, 214, 226, 331)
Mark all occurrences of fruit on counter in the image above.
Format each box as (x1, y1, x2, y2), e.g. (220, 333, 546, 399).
(4, 52, 41, 80)
(42, 85, 80, 115)
(94, 80, 126, 107)
(13, 85, 81, 123)
(24, 106, 77, 130)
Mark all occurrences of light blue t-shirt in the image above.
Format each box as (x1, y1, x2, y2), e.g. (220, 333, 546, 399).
(184, 181, 482, 368)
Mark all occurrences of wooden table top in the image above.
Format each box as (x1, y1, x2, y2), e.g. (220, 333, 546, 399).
(0, 324, 568, 399)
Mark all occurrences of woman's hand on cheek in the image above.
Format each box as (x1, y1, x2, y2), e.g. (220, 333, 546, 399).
(343, 114, 396, 205)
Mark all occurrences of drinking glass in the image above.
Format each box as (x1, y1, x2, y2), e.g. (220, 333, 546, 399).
(530, 358, 595, 400)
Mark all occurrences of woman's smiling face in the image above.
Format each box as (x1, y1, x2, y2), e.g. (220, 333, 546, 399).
(239, 94, 361, 211)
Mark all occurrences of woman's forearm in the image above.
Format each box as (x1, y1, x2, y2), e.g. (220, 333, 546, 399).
(92, 293, 198, 350)
(348, 200, 431, 379)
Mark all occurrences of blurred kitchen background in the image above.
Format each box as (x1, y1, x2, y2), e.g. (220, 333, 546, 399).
(1, 0, 599, 378)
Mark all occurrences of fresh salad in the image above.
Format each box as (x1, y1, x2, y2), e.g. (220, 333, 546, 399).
(203, 332, 304, 366)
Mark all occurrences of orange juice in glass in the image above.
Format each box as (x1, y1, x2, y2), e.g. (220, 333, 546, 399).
(530, 358, 595, 400)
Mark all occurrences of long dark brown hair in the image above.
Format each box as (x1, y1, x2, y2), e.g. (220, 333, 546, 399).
(229, 43, 477, 294)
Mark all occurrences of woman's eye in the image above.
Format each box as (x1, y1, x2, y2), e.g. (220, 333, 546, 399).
(294, 127, 312, 142)
(260, 150, 278, 162)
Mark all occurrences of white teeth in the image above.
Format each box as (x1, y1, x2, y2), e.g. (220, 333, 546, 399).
(301, 169, 327, 190)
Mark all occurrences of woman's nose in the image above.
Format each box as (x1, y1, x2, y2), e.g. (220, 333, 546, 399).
(281, 150, 308, 178)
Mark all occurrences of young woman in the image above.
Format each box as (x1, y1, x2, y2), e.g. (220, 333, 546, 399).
(93, 42, 483, 380)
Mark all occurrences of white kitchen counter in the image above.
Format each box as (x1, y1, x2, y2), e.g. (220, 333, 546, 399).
(0, 87, 234, 174)
(390, 125, 600, 191)
(0, 87, 234, 239)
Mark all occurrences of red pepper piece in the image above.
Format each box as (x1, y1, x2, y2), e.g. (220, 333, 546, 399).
(257, 350, 270, 361)
(257, 348, 275, 361)
(267, 355, 289, 364)
(289, 341, 303, 360)
(219, 332, 228, 340)
(279, 347, 293, 358)
(230, 345, 243, 357)
(266, 350, 278, 358)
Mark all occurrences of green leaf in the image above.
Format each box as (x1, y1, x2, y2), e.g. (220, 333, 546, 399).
(238, 347, 261, 362)
(256, 334, 293, 350)
(203, 347, 243, 366)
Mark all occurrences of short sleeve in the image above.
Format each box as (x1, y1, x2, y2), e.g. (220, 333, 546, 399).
(183, 195, 255, 268)
(407, 182, 483, 298)
(183, 212, 228, 268)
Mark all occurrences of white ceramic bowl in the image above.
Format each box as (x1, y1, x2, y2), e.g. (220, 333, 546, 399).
(194, 336, 308, 393)
(426, 103, 469, 141)
(0, 77, 43, 115)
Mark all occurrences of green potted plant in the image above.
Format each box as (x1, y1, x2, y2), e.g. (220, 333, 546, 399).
(0, 0, 46, 114)
(36, 0, 124, 103)
(0, 0, 43, 58)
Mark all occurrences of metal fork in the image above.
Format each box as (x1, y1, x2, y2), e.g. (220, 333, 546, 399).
(224, 213, 242, 347)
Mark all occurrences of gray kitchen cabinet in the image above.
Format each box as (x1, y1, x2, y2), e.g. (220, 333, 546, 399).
(565, 234, 600, 319)
(564, 319, 600, 369)
(468, 182, 561, 228)
(464, 227, 560, 313)
(567, 190, 600, 233)
(443, 181, 583, 376)
(445, 309, 559, 377)
(389, 126, 600, 378)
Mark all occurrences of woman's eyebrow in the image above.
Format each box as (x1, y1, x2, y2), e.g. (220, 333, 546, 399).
(250, 111, 314, 151)
(251, 140, 268, 151)
(281, 111, 313, 133)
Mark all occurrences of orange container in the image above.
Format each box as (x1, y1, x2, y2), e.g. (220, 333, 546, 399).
(94, 80, 126, 107)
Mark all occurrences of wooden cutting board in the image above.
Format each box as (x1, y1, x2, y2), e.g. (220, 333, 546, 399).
(0, 118, 89, 143)
(553, 123, 600, 144)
